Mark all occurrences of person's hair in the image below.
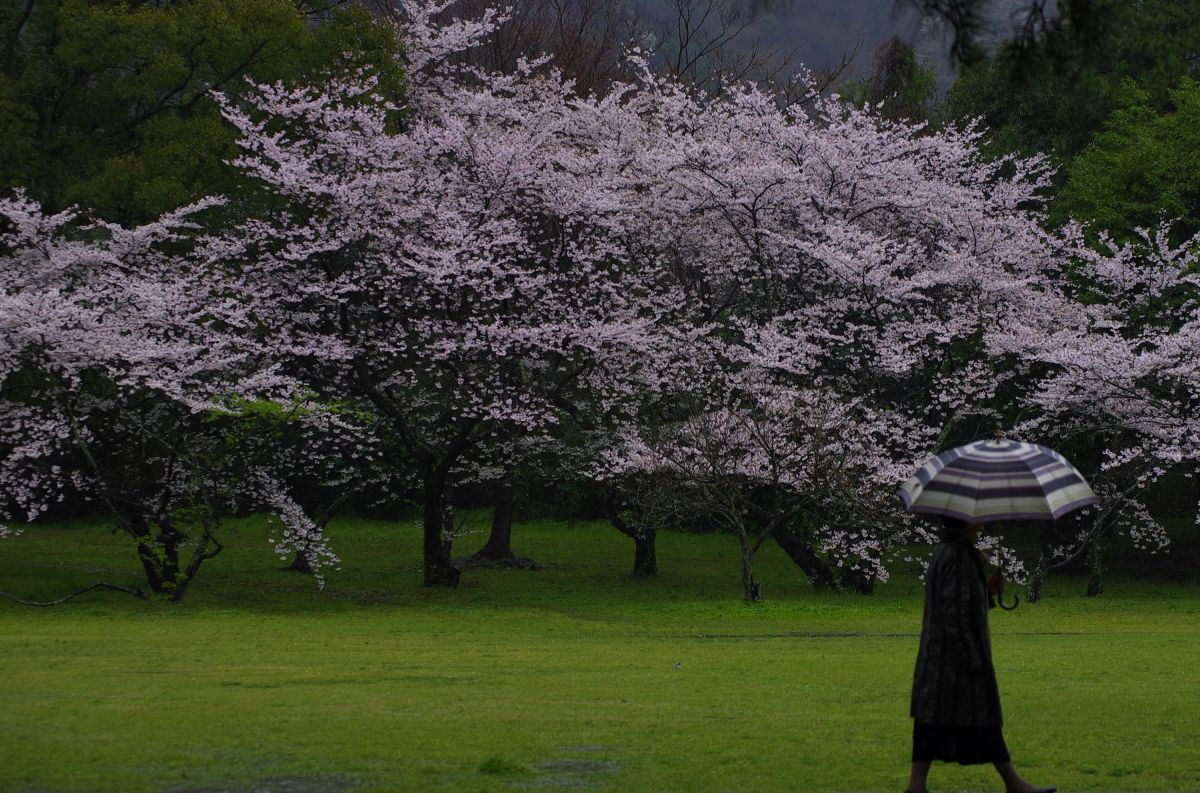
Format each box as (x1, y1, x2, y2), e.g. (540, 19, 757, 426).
(939, 515, 968, 541)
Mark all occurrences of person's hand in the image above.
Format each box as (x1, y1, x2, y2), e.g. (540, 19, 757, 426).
(988, 570, 1006, 595)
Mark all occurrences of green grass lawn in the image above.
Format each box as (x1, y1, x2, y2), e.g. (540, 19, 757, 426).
(1, 515, 1197, 793)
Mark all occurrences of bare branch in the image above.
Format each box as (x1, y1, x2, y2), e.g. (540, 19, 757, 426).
(0, 582, 148, 607)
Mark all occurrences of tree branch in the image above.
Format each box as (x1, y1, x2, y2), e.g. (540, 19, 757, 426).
(0, 582, 148, 607)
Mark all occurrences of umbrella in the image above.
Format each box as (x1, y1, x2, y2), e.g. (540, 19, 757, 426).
(899, 438, 1099, 523)
(899, 438, 1100, 610)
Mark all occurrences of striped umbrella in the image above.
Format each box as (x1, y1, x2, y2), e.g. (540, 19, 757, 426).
(898, 438, 1100, 522)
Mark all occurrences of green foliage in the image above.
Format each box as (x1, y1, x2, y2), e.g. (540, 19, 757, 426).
(208, 395, 311, 435)
(840, 37, 937, 122)
(1054, 78, 1200, 243)
(942, 0, 1200, 165)
(0, 0, 404, 223)
(1, 517, 1198, 791)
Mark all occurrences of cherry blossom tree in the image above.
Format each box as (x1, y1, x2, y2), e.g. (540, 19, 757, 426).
(1014, 223, 1200, 598)
(0, 193, 364, 598)
(0, 193, 240, 598)
(607, 60, 1190, 598)
(576, 68, 1093, 595)
(211, 0, 682, 586)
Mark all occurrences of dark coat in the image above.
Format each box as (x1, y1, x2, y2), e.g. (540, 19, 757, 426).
(910, 538, 1003, 727)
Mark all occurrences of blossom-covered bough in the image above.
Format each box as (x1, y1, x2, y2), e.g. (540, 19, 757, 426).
(224, 397, 403, 582)
(0, 195, 375, 598)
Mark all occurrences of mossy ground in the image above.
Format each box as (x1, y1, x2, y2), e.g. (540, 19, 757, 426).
(1, 515, 1197, 792)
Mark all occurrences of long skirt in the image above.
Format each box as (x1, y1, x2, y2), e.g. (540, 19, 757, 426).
(912, 720, 1011, 765)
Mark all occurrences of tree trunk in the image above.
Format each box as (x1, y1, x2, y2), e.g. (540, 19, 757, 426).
(134, 538, 171, 594)
(1086, 538, 1104, 597)
(462, 473, 542, 570)
(1027, 532, 1051, 603)
(123, 511, 221, 601)
(840, 568, 876, 594)
(632, 532, 658, 578)
(608, 509, 659, 578)
(770, 525, 837, 589)
(127, 512, 179, 595)
(473, 472, 517, 561)
(737, 533, 762, 602)
(422, 467, 460, 587)
(282, 550, 314, 574)
(168, 520, 223, 602)
(1022, 523, 1051, 602)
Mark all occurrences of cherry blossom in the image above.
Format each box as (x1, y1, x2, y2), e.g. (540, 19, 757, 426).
(6, 0, 1194, 602)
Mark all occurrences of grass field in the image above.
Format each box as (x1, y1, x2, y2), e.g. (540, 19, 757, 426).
(1, 515, 1198, 793)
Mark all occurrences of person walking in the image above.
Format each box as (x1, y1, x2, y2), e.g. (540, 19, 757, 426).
(905, 516, 1055, 793)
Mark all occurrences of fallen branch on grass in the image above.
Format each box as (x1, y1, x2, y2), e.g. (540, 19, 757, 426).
(0, 582, 148, 606)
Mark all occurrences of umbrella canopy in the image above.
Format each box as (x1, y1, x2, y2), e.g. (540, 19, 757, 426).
(899, 439, 1100, 522)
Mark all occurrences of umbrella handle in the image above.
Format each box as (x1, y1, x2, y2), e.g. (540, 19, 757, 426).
(998, 591, 1020, 610)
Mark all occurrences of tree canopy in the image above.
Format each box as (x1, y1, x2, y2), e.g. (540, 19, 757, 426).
(0, 0, 405, 223)
(1054, 78, 1200, 243)
(941, 0, 1200, 165)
